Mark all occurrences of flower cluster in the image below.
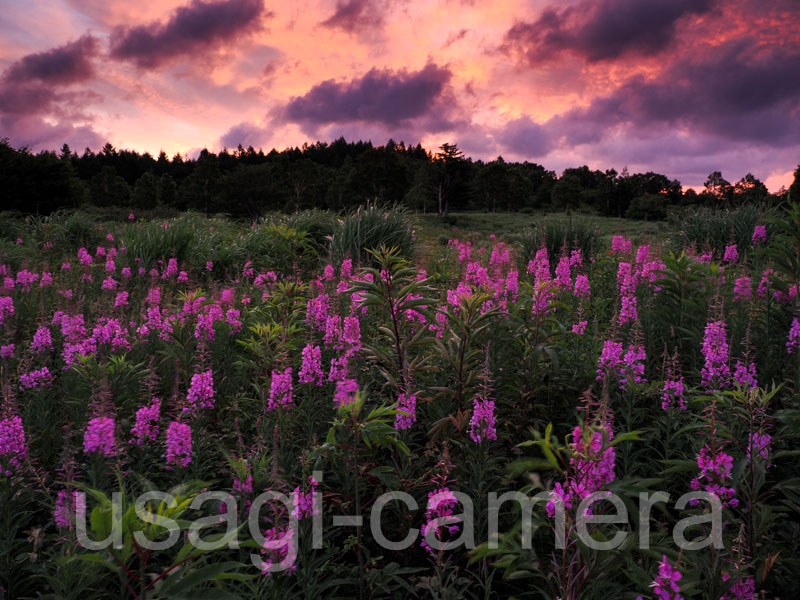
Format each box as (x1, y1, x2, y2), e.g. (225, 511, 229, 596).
(166, 421, 192, 467)
(701, 320, 731, 390)
(129, 398, 161, 445)
(690, 444, 737, 508)
(267, 367, 293, 411)
(395, 392, 417, 430)
(299, 344, 323, 385)
(186, 369, 215, 413)
(333, 379, 358, 407)
(0, 415, 27, 475)
(547, 421, 616, 517)
(83, 416, 116, 456)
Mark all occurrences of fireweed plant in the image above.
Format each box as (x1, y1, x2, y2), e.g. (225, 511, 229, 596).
(0, 205, 798, 599)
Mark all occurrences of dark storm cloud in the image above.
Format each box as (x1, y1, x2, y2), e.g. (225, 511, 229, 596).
(547, 38, 800, 147)
(4, 35, 99, 85)
(503, 0, 714, 63)
(109, 0, 267, 68)
(282, 63, 453, 130)
(320, 0, 385, 33)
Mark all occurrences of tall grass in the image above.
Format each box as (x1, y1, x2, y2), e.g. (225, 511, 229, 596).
(512, 215, 597, 262)
(670, 204, 776, 255)
(329, 203, 416, 264)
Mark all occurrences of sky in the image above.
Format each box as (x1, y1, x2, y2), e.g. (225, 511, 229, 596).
(1, 0, 799, 190)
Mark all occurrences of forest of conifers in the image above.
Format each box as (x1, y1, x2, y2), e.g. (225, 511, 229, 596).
(2, 137, 797, 221)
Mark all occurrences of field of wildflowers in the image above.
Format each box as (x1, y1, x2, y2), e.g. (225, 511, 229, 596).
(0, 205, 799, 599)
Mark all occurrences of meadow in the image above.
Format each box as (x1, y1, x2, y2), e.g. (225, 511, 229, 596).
(0, 203, 798, 599)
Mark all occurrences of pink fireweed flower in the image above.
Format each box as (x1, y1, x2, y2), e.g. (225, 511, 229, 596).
(186, 370, 215, 413)
(569, 249, 582, 267)
(83, 416, 116, 456)
(469, 397, 496, 443)
(40, 271, 53, 287)
(105, 259, 116, 273)
(554, 256, 571, 289)
(505, 269, 519, 302)
(635, 245, 650, 264)
(701, 320, 731, 389)
(205, 261, 214, 271)
(61, 262, 71, 271)
(747, 432, 771, 462)
(620, 294, 638, 324)
(572, 320, 588, 335)
(77, 247, 92, 266)
(420, 487, 460, 554)
(662, 377, 686, 410)
(0, 415, 26, 475)
(54, 489, 77, 529)
(690, 445, 737, 508)
(114, 292, 129, 307)
(395, 392, 417, 430)
(162, 258, 179, 279)
(723, 244, 739, 264)
(146, 287, 161, 306)
(752, 225, 767, 246)
(267, 368, 293, 411)
(166, 421, 192, 467)
(16, 270, 39, 291)
(101, 276, 118, 291)
(621, 344, 647, 388)
(1, 344, 15, 359)
(220, 288, 235, 305)
(328, 355, 348, 382)
(130, 398, 161, 445)
(787, 318, 800, 354)
(323, 264, 335, 281)
(733, 360, 757, 389)
(299, 344, 323, 385)
(611, 235, 632, 254)
(574, 274, 590, 299)
(342, 316, 361, 353)
(333, 379, 358, 407)
(306, 294, 330, 330)
(646, 555, 683, 600)
(30, 326, 53, 354)
(177, 271, 189, 282)
(547, 422, 616, 517)
(733, 277, 751, 301)
(128, 213, 135, 220)
(0, 296, 14, 327)
(19, 367, 54, 390)
(291, 475, 319, 520)
(597, 340, 624, 382)
(225, 308, 242, 334)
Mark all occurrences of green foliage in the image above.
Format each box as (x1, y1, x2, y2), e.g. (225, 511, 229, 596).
(670, 204, 776, 255)
(329, 204, 416, 265)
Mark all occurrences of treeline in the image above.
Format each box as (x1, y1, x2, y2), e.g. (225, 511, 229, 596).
(1, 137, 796, 221)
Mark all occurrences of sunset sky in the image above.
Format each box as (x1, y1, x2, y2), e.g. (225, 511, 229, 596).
(1, 0, 798, 189)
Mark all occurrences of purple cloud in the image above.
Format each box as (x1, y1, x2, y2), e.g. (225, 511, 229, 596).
(548, 38, 800, 147)
(0, 35, 103, 149)
(109, 0, 267, 69)
(320, 0, 385, 33)
(504, 0, 714, 64)
(282, 63, 453, 133)
(4, 35, 99, 85)
(219, 121, 270, 149)
(497, 116, 553, 158)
